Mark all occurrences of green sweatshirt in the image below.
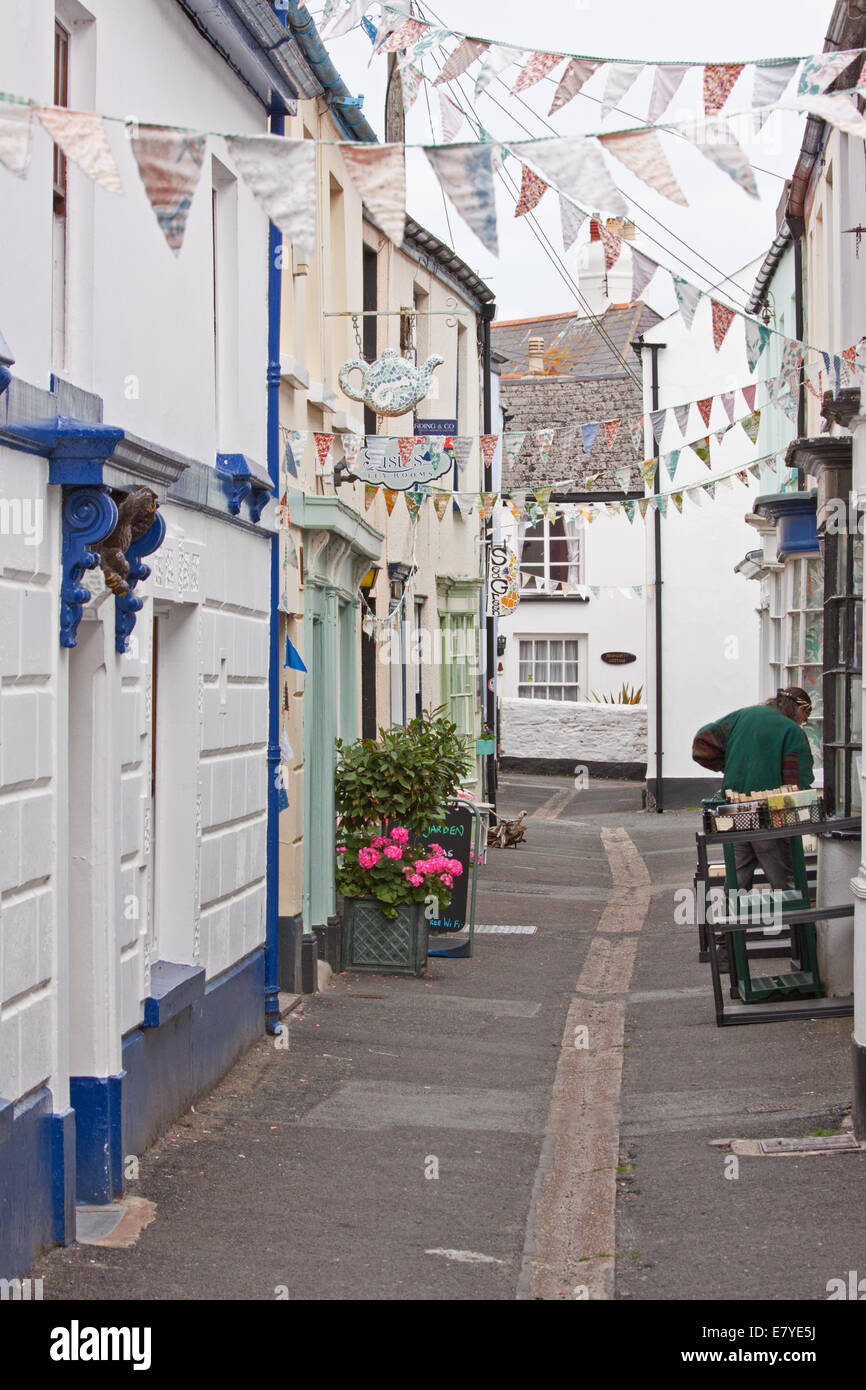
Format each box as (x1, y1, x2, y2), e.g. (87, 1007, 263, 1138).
(694, 704, 814, 795)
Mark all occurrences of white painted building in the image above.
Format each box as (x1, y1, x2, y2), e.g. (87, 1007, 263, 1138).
(0, 0, 333, 1280)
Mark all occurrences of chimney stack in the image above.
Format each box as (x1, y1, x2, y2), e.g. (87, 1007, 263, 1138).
(528, 336, 545, 375)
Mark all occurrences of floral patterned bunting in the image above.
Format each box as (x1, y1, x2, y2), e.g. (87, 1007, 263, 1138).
(515, 163, 549, 217)
(377, 18, 428, 53)
(512, 50, 563, 95)
(480, 435, 499, 469)
(703, 64, 744, 116)
(627, 417, 644, 455)
(598, 222, 622, 271)
(383, 488, 399, 515)
(364, 483, 378, 510)
(432, 492, 450, 521)
(711, 299, 736, 351)
(673, 275, 701, 330)
(129, 127, 206, 253)
(549, 58, 600, 115)
(604, 419, 621, 449)
(433, 37, 490, 85)
(693, 436, 711, 467)
(314, 432, 334, 474)
(696, 397, 713, 429)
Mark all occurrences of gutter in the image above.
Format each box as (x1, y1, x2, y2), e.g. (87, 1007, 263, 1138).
(746, 226, 793, 315)
(174, 0, 304, 112)
(285, 1, 378, 142)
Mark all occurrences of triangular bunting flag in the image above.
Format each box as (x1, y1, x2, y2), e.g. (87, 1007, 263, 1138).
(383, 488, 399, 515)
(536, 429, 555, 459)
(285, 637, 307, 673)
(600, 129, 687, 206)
(752, 61, 798, 109)
(512, 51, 563, 95)
(687, 126, 759, 199)
(314, 432, 334, 474)
(432, 492, 450, 521)
(705, 482, 716, 500)
(745, 318, 771, 373)
(696, 398, 713, 429)
(655, 493, 669, 516)
(704, 64, 744, 116)
(342, 143, 406, 244)
(664, 450, 680, 482)
(647, 64, 689, 123)
(604, 419, 621, 449)
(515, 163, 548, 218)
(504, 432, 527, 468)
(129, 126, 206, 254)
(558, 426, 577, 459)
(598, 221, 622, 270)
(36, 106, 122, 192)
(650, 409, 666, 443)
(377, 17, 428, 53)
(560, 195, 587, 251)
(741, 410, 761, 445)
(480, 435, 499, 469)
(227, 136, 316, 257)
(289, 428, 308, 470)
(623, 500, 636, 523)
(601, 62, 645, 119)
(424, 144, 499, 254)
(671, 491, 684, 513)
(342, 433, 363, 469)
(630, 248, 658, 303)
(0, 99, 34, 178)
(711, 299, 736, 351)
(693, 436, 711, 467)
(627, 417, 644, 454)
(405, 489, 423, 522)
(400, 61, 425, 112)
(581, 422, 601, 455)
(433, 37, 490, 85)
(475, 44, 525, 97)
(438, 89, 465, 143)
(477, 490, 498, 520)
(673, 404, 690, 438)
(637, 497, 651, 519)
(673, 275, 701, 330)
(549, 58, 601, 115)
(798, 50, 863, 97)
(641, 458, 658, 486)
(614, 466, 632, 492)
(364, 483, 378, 510)
(284, 436, 298, 479)
(735, 470, 750, 486)
(721, 391, 736, 423)
(512, 136, 628, 216)
(398, 437, 416, 467)
(534, 485, 552, 506)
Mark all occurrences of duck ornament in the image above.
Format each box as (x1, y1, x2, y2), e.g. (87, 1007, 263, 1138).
(339, 348, 444, 418)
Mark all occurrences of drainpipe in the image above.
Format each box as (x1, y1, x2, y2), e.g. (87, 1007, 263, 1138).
(264, 3, 287, 1036)
(481, 303, 496, 808)
(635, 338, 666, 812)
(794, 236, 806, 489)
(285, 1, 378, 143)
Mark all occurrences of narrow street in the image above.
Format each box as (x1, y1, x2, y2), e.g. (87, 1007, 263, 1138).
(32, 774, 859, 1301)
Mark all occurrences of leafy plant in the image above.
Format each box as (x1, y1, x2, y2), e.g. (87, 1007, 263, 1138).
(591, 683, 644, 705)
(336, 827, 463, 919)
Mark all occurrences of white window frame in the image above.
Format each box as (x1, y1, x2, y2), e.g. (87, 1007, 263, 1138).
(517, 634, 582, 702)
(519, 516, 582, 593)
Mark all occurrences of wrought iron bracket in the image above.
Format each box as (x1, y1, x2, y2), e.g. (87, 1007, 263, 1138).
(115, 509, 167, 654)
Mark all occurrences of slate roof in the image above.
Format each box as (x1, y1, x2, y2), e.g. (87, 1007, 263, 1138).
(492, 304, 660, 380)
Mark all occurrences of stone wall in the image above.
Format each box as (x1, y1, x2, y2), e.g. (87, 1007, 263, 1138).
(501, 376, 643, 490)
(501, 697, 647, 777)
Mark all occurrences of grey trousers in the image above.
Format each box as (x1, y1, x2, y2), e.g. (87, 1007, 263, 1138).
(734, 837, 794, 890)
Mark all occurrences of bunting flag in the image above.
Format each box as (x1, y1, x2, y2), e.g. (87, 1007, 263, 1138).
(696, 397, 713, 429)
(741, 410, 761, 444)
(581, 422, 601, 455)
(641, 458, 657, 486)
(434, 37, 490, 85)
(703, 64, 744, 115)
(504, 431, 527, 468)
(432, 491, 450, 521)
(477, 490, 498, 520)
(630, 248, 657, 302)
(688, 486, 704, 506)
(735, 469, 750, 487)
(721, 391, 736, 423)
(512, 136, 628, 217)
(480, 434, 499, 469)
(511, 488, 528, 515)
(289, 428, 308, 471)
(0, 99, 34, 177)
(655, 493, 669, 516)
(637, 497, 651, 519)
(438, 89, 465, 143)
(475, 44, 525, 96)
(512, 50, 563, 94)
(285, 636, 307, 673)
(601, 62, 645, 119)
(129, 127, 206, 253)
(314, 432, 334, 474)
(226, 136, 316, 257)
(693, 436, 711, 467)
(534, 485, 552, 506)
(560, 195, 587, 251)
(398, 437, 417, 467)
(383, 488, 399, 515)
(342, 433, 363, 470)
(549, 57, 600, 114)
(664, 449, 680, 482)
(745, 318, 771, 373)
(377, 17, 428, 53)
(599, 129, 687, 206)
(650, 409, 666, 443)
(647, 64, 689, 123)
(36, 106, 123, 192)
(714, 428, 727, 450)
(536, 429, 555, 460)
(451, 435, 473, 471)
(671, 491, 684, 513)
(614, 466, 632, 491)
(705, 482, 716, 500)
(342, 144, 406, 245)
(424, 143, 499, 254)
(604, 419, 621, 449)
(798, 49, 863, 96)
(400, 61, 425, 112)
(673, 275, 701, 330)
(687, 127, 759, 199)
(284, 435, 299, 479)
(752, 60, 798, 109)
(515, 162, 549, 217)
(673, 404, 690, 437)
(364, 482, 378, 510)
(711, 299, 736, 351)
(323, 0, 368, 39)
(405, 489, 424, 522)
(627, 417, 644, 455)
(623, 500, 636, 523)
(598, 221, 622, 270)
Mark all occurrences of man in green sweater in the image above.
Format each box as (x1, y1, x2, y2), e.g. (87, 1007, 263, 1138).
(693, 687, 814, 888)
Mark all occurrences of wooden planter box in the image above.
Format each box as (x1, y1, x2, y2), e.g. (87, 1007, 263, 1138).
(342, 897, 428, 976)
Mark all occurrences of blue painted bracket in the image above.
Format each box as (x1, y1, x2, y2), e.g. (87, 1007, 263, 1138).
(60, 486, 119, 648)
(216, 452, 273, 523)
(142, 960, 206, 1028)
(115, 510, 167, 654)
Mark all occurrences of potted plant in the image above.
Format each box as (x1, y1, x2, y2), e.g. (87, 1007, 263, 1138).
(335, 707, 472, 975)
(476, 722, 496, 756)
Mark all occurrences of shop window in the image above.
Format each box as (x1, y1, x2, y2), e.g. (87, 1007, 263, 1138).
(823, 530, 863, 816)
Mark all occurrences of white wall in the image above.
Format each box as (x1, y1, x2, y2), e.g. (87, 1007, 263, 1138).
(501, 698, 646, 766)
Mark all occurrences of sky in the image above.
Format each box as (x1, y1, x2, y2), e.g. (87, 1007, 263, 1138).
(311, 0, 832, 320)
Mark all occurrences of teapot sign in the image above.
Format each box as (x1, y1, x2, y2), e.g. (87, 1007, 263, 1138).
(339, 348, 444, 418)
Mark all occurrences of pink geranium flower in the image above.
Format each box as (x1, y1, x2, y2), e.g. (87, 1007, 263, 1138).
(390, 826, 409, 844)
(383, 845, 403, 860)
(370, 836, 388, 849)
(358, 847, 380, 869)
(409, 873, 424, 887)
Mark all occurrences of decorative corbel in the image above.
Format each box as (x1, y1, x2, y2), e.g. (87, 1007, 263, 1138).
(248, 480, 274, 524)
(60, 486, 119, 648)
(216, 453, 274, 522)
(115, 510, 167, 654)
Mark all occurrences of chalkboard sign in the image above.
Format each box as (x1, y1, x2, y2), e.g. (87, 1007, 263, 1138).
(422, 801, 473, 933)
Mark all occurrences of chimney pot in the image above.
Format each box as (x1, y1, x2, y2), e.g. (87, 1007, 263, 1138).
(528, 336, 545, 375)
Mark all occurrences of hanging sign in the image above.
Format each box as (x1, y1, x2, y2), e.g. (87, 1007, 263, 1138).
(486, 541, 520, 617)
(601, 651, 637, 664)
(344, 436, 452, 490)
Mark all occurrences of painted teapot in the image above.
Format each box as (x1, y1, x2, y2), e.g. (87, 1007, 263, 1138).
(339, 348, 444, 418)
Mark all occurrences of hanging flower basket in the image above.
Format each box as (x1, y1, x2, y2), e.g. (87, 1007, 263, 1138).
(476, 737, 495, 755)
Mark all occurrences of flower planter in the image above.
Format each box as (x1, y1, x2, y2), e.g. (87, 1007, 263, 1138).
(476, 738, 495, 755)
(342, 897, 429, 976)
